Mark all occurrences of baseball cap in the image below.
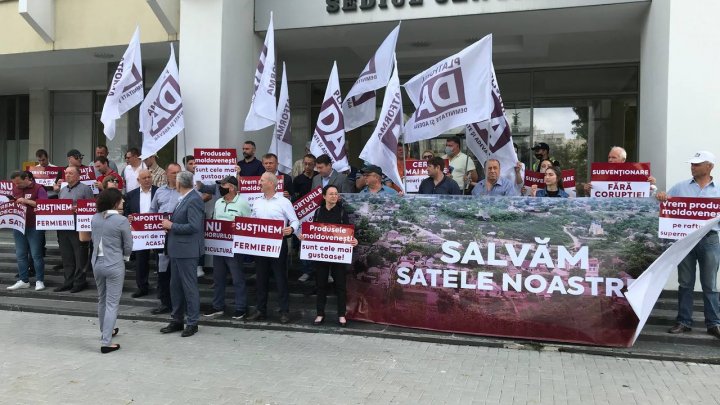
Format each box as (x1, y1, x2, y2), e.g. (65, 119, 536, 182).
(361, 165, 383, 176)
(67, 149, 84, 159)
(216, 175, 238, 187)
(685, 151, 716, 165)
(531, 142, 550, 151)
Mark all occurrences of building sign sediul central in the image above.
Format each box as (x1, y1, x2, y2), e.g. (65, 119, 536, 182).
(326, 0, 479, 13)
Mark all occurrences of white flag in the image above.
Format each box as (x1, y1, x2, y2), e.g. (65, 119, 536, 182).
(359, 60, 403, 189)
(270, 63, 293, 174)
(310, 62, 350, 173)
(403, 34, 493, 143)
(244, 12, 277, 131)
(465, 63, 517, 181)
(343, 24, 400, 131)
(101, 26, 144, 141)
(139, 44, 184, 158)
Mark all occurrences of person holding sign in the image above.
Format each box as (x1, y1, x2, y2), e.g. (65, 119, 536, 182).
(246, 173, 299, 324)
(418, 157, 462, 195)
(656, 151, 720, 338)
(90, 188, 132, 354)
(530, 166, 569, 198)
(6, 171, 47, 291)
(262, 153, 294, 199)
(303, 185, 358, 327)
(203, 176, 251, 320)
(583, 146, 656, 196)
(160, 171, 205, 338)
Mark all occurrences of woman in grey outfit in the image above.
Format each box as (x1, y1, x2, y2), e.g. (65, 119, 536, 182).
(91, 188, 132, 353)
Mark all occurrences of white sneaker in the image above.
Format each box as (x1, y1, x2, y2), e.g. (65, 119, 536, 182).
(328, 275, 334, 283)
(7, 280, 30, 290)
(35, 281, 46, 291)
(196, 266, 204, 278)
(298, 273, 310, 282)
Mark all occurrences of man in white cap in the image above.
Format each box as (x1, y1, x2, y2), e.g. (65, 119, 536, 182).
(657, 150, 720, 338)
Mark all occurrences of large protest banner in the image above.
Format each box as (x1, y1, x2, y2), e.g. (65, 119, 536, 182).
(590, 162, 651, 198)
(35, 199, 75, 230)
(658, 197, 720, 240)
(0, 202, 27, 233)
(129, 213, 168, 251)
(342, 194, 670, 347)
(193, 148, 237, 183)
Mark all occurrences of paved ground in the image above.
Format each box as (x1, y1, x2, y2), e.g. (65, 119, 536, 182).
(2, 311, 720, 405)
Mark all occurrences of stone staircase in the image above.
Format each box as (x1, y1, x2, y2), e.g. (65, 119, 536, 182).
(1, 231, 719, 363)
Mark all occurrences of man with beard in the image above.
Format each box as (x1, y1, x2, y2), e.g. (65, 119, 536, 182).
(238, 141, 265, 177)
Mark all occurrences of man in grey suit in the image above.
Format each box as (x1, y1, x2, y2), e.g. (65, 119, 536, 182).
(160, 171, 205, 337)
(312, 154, 353, 193)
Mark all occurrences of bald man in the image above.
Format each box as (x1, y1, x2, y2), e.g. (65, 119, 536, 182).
(124, 169, 159, 298)
(584, 146, 656, 196)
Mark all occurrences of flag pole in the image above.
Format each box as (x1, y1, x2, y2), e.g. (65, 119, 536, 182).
(401, 137, 407, 194)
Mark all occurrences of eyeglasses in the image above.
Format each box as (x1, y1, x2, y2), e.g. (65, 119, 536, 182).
(422, 155, 433, 159)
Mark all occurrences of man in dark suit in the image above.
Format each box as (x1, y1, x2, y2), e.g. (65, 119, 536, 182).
(261, 153, 294, 198)
(312, 154, 353, 193)
(123, 169, 158, 298)
(160, 171, 205, 337)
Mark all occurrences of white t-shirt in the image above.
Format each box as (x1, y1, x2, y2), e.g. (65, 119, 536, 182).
(123, 162, 147, 193)
(443, 152, 476, 190)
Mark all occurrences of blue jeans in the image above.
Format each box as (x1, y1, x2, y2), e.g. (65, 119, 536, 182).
(677, 231, 720, 328)
(14, 228, 45, 283)
(212, 254, 247, 311)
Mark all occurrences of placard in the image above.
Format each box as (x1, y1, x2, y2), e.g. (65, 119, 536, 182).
(0, 202, 27, 233)
(129, 213, 168, 250)
(658, 197, 720, 240)
(193, 148, 237, 183)
(204, 219, 235, 257)
(60, 166, 98, 194)
(75, 199, 96, 232)
(524, 169, 576, 189)
(35, 199, 75, 230)
(0, 180, 12, 197)
(293, 186, 323, 223)
(28, 166, 62, 187)
(404, 159, 450, 193)
(237, 176, 284, 208)
(233, 217, 285, 258)
(300, 222, 355, 264)
(590, 162, 651, 198)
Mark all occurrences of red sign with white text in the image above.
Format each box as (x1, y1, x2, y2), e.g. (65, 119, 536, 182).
(233, 217, 285, 258)
(293, 186, 323, 223)
(237, 176, 285, 208)
(35, 199, 75, 230)
(524, 169, 576, 189)
(204, 219, 235, 257)
(193, 148, 237, 183)
(0, 202, 27, 233)
(300, 222, 355, 264)
(29, 166, 62, 187)
(129, 213, 169, 250)
(658, 197, 720, 239)
(75, 199, 96, 231)
(590, 162, 652, 198)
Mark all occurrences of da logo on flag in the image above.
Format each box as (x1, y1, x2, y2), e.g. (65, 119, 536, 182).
(316, 91, 347, 161)
(149, 75, 182, 137)
(415, 67, 466, 122)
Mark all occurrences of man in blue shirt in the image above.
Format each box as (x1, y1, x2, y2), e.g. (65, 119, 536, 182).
(359, 166, 398, 195)
(472, 159, 518, 197)
(657, 150, 720, 338)
(418, 157, 462, 195)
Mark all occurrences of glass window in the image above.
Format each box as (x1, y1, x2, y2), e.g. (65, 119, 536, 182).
(533, 66, 639, 97)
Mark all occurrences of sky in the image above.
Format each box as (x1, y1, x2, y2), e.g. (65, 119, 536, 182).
(533, 107, 579, 139)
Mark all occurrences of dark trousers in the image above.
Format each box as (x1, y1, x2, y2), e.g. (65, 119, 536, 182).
(157, 255, 172, 307)
(314, 262, 347, 317)
(57, 230, 88, 287)
(255, 242, 289, 315)
(170, 257, 200, 326)
(212, 254, 247, 311)
(135, 250, 151, 292)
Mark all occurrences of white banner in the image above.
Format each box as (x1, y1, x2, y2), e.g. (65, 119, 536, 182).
(270, 63, 293, 174)
(140, 44, 184, 158)
(626, 216, 720, 345)
(404, 34, 493, 143)
(244, 12, 277, 131)
(204, 219, 235, 257)
(233, 217, 285, 258)
(101, 26, 144, 141)
(343, 24, 400, 131)
(0, 202, 26, 233)
(359, 60, 404, 188)
(310, 62, 350, 172)
(465, 62, 517, 182)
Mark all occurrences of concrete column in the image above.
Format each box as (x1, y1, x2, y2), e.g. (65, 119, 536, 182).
(640, 0, 720, 291)
(28, 88, 50, 160)
(177, 0, 267, 163)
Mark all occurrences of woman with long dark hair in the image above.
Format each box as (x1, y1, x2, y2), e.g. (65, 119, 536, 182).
(531, 166, 569, 198)
(91, 188, 132, 353)
(304, 185, 358, 327)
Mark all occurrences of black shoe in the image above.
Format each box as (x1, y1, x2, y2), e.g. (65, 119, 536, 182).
(70, 283, 88, 293)
(53, 284, 73, 292)
(231, 310, 247, 320)
(707, 326, 720, 339)
(246, 311, 266, 322)
(160, 322, 184, 334)
(280, 312, 290, 324)
(100, 344, 121, 354)
(668, 323, 692, 334)
(151, 305, 171, 315)
(203, 308, 224, 318)
(131, 289, 149, 298)
(181, 325, 198, 337)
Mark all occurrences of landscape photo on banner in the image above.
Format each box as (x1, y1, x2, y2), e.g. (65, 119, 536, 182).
(341, 194, 669, 347)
